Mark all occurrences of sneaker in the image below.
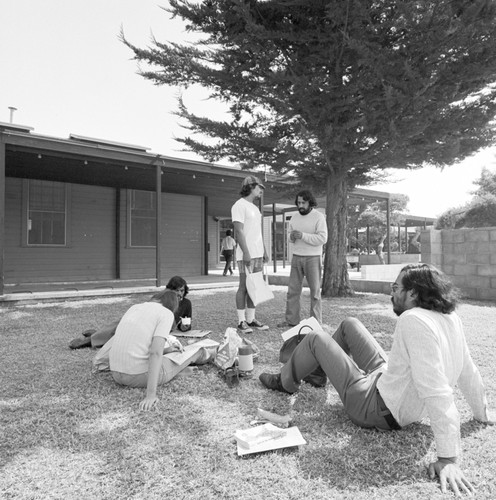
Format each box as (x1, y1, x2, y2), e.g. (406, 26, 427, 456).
(237, 321, 253, 334)
(248, 319, 269, 331)
(69, 336, 92, 350)
(259, 373, 291, 394)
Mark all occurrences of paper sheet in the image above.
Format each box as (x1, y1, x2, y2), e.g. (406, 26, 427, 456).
(236, 425, 307, 456)
(164, 338, 219, 365)
(281, 317, 323, 342)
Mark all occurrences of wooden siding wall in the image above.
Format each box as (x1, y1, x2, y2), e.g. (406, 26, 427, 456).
(4, 178, 204, 285)
(119, 192, 203, 280)
(4, 178, 116, 283)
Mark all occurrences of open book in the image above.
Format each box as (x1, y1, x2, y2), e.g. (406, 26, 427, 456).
(234, 423, 307, 456)
(174, 329, 212, 338)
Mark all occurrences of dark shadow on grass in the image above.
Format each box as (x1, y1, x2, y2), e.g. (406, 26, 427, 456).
(296, 403, 435, 492)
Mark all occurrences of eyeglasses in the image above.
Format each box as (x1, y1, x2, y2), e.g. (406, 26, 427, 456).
(390, 283, 403, 292)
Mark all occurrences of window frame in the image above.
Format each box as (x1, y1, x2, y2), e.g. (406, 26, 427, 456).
(126, 189, 157, 248)
(22, 179, 71, 247)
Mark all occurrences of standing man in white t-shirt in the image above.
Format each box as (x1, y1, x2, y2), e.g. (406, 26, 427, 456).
(231, 175, 269, 334)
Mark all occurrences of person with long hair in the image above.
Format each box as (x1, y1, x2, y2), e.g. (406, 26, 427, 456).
(69, 276, 192, 349)
(260, 263, 493, 496)
(278, 189, 327, 328)
(231, 175, 269, 334)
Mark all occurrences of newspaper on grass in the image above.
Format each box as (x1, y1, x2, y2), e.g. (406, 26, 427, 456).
(234, 423, 307, 456)
(174, 329, 212, 338)
(164, 338, 219, 365)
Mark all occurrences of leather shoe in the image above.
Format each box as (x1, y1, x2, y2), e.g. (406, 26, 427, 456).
(276, 321, 296, 329)
(69, 337, 91, 350)
(259, 373, 291, 393)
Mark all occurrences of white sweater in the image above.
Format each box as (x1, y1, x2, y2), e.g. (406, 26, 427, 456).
(289, 209, 328, 256)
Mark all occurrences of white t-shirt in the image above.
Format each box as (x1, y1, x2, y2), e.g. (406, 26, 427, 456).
(109, 302, 175, 375)
(231, 197, 264, 260)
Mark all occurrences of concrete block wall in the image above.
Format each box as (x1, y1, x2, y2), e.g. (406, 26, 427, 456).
(360, 263, 405, 281)
(421, 227, 496, 301)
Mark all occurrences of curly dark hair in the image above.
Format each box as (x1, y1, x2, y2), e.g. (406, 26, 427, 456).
(240, 182, 257, 197)
(166, 275, 189, 297)
(400, 263, 459, 314)
(295, 190, 317, 208)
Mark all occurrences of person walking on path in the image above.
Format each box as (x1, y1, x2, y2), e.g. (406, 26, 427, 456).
(279, 190, 327, 328)
(260, 263, 493, 497)
(231, 175, 269, 334)
(220, 229, 236, 276)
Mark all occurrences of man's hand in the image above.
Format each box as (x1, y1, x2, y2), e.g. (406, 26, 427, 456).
(290, 230, 303, 240)
(243, 252, 252, 269)
(139, 396, 159, 411)
(428, 459, 474, 497)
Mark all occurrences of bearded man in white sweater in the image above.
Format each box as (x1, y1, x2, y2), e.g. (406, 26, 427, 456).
(281, 190, 328, 327)
(261, 263, 493, 497)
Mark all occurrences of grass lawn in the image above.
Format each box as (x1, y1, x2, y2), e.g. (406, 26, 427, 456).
(1, 286, 495, 500)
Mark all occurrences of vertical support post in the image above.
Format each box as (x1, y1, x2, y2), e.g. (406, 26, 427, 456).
(386, 197, 391, 264)
(282, 212, 287, 269)
(115, 188, 121, 279)
(203, 197, 209, 275)
(366, 225, 370, 254)
(155, 164, 162, 287)
(272, 203, 277, 273)
(0, 137, 5, 296)
(397, 223, 401, 253)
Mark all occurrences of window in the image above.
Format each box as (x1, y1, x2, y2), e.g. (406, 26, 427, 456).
(27, 180, 67, 245)
(129, 190, 156, 247)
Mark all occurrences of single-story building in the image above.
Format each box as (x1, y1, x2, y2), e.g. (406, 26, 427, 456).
(0, 122, 294, 296)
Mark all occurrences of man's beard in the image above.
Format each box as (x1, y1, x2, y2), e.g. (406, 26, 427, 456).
(391, 297, 404, 316)
(298, 207, 312, 215)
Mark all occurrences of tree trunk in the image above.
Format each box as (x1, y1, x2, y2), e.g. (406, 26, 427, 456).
(322, 173, 353, 297)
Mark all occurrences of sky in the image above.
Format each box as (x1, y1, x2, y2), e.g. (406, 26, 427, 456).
(2, 0, 496, 219)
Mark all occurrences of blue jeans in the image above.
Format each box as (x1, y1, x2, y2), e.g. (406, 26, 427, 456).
(280, 318, 396, 430)
(285, 255, 322, 325)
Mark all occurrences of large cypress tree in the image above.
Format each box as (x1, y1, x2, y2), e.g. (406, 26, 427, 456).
(123, 0, 496, 296)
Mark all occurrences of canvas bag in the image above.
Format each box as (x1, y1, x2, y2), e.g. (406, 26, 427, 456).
(278, 317, 327, 387)
(245, 269, 274, 306)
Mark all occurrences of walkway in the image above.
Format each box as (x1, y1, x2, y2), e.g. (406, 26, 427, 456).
(0, 267, 390, 305)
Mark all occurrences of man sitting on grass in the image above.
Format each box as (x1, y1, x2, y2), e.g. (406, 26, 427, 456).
(106, 289, 200, 410)
(260, 263, 493, 497)
(69, 276, 192, 350)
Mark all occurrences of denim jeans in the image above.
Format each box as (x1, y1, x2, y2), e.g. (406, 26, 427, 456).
(280, 317, 396, 430)
(285, 255, 322, 325)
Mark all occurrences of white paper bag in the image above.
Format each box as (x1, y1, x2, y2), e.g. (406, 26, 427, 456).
(245, 270, 274, 306)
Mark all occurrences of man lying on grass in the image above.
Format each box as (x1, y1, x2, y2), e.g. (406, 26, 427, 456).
(69, 276, 192, 350)
(260, 263, 493, 497)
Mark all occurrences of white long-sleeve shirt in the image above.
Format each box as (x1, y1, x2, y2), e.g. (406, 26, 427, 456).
(377, 307, 488, 457)
(289, 209, 328, 256)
